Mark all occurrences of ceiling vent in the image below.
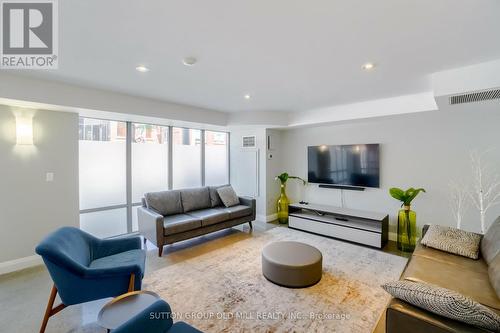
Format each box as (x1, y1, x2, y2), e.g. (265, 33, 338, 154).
(449, 88, 500, 105)
(242, 135, 256, 148)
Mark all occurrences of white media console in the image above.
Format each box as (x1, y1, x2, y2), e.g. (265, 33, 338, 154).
(288, 203, 389, 248)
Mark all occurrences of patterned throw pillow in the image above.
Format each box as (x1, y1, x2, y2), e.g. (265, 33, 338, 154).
(382, 280, 500, 331)
(216, 185, 240, 207)
(420, 225, 482, 259)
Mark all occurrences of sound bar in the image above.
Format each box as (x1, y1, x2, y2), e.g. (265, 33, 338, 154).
(318, 184, 365, 191)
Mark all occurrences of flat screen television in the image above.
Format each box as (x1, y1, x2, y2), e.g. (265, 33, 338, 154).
(308, 144, 380, 188)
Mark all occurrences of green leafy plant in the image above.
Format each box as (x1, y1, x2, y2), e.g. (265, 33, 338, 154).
(389, 187, 426, 207)
(275, 172, 306, 185)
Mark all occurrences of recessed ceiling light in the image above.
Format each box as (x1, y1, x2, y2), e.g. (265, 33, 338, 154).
(136, 65, 149, 73)
(362, 63, 375, 70)
(244, 94, 251, 100)
(182, 57, 197, 66)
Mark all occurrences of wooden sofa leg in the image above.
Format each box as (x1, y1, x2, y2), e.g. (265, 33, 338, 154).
(128, 273, 135, 292)
(158, 246, 163, 257)
(40, 285, 66, 333)
(249, 221, 253, 229)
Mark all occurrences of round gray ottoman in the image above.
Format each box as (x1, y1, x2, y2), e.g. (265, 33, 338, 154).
(262, 241, 322, 288)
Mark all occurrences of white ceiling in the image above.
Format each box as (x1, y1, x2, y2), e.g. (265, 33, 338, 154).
(17, 0, 500, 113)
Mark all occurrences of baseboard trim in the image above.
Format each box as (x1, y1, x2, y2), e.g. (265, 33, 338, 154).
(256, 213, 278, 223)
(0, 255, 42, 275)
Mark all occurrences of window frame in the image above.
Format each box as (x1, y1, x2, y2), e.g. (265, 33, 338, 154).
(78, 117, 230, 236)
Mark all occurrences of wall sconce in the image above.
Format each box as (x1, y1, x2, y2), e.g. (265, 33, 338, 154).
(16, 116, 33, 145)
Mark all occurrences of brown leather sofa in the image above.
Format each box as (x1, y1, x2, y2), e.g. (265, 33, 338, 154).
(383, 220, 500, 333)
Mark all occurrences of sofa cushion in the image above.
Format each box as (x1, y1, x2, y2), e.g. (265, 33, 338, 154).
(420, 225, 482, 259)
(163, 214, 202, 235)
(208, 186, 224, 207)
(481, 216, 500, 265)
(217, 185, 240, 207)
(187, 208, 230, 227)
(382, 280, 500, 332)
(489, 254, 500, 299)
(89, 249, 146, 276)
(403, 252, 500, 311)
(145, 190, 183, 216)
(220, 205, 252, 219)
(180, 187, 211, 212)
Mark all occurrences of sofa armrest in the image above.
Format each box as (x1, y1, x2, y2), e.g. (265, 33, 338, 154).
(239, 196, 256, 219)
(92, 236, 142, 260)
(137, 207, 164, 247)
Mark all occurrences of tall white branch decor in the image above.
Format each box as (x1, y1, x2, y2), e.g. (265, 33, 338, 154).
(468, 150, 500, 234)
(449, 180, 468, 229)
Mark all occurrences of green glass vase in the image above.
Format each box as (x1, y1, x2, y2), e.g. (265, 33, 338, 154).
(277, 183, 290, 224)
(397, 206, 417, 252)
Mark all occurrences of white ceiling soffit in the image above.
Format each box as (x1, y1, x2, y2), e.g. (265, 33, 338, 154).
(432, 59, 500, 110)
(0, 72, 227, 127)
(287, 92, 438, 128)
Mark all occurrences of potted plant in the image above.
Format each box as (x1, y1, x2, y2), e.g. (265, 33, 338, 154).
(275, 172, 306, 224)
(389, 187, 426, 252)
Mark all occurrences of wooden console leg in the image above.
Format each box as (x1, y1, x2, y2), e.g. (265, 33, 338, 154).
(158, 246, 163, 257)
(40, 285, 66, 333)
(128, 273, 135, 292)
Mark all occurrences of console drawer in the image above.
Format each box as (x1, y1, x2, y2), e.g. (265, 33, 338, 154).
(289, 215, 382, 248)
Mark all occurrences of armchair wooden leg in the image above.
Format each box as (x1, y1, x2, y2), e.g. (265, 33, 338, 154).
(40, 285, 66, 333)
(158, 246, 163, 257)
(249, 221, 253, 229)
(128, 273, 135, 292)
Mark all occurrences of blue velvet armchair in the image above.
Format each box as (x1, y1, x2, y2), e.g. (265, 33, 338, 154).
(35, 227, 146, 333)
(113, 299, 203, 333)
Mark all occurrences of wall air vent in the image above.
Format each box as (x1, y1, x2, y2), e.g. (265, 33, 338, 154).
(242, 135, 256, 148)
(449, 88, 500, 105)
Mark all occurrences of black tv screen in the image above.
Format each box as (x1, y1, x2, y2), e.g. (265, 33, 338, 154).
(308, 144, 380, 188)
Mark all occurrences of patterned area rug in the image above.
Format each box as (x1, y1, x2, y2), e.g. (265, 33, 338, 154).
(144, 227, 407, 333)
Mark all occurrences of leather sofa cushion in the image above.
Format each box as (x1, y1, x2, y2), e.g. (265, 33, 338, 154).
(221, 205, 252, 219)
(481, 216, 500, 265)
(187, 208, 230, 227)
(180, 187, 211, 212)
(489, 254, 500, 299)
(163, 214, 202, 235)
(208, 186, 224, 208)
(145, 190, 183, 216)
(403, 254, 500, 312)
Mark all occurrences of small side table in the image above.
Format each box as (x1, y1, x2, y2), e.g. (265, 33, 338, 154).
(97, 290, 161, 331)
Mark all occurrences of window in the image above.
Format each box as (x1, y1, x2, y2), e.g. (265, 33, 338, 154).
(131, 123, 169, 203)
(79, 118, 126, 210)
(205, 131, 229, 186)
(172, 127, 201, 189)
(78, 117, 229, 237)
(79, 118, 127, 237)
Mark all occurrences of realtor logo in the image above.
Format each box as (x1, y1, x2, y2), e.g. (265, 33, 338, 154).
(1, 0, 58, 69)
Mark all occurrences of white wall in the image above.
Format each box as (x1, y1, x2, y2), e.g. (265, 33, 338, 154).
(229, 127, 268, 220)
(0, 106, 79, 271)
(279, 104, 500, 236)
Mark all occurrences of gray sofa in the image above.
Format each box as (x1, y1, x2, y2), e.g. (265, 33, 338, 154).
(137, 186, 256, 256)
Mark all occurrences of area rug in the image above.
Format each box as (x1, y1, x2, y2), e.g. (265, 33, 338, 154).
(143, 227, 408, 333)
